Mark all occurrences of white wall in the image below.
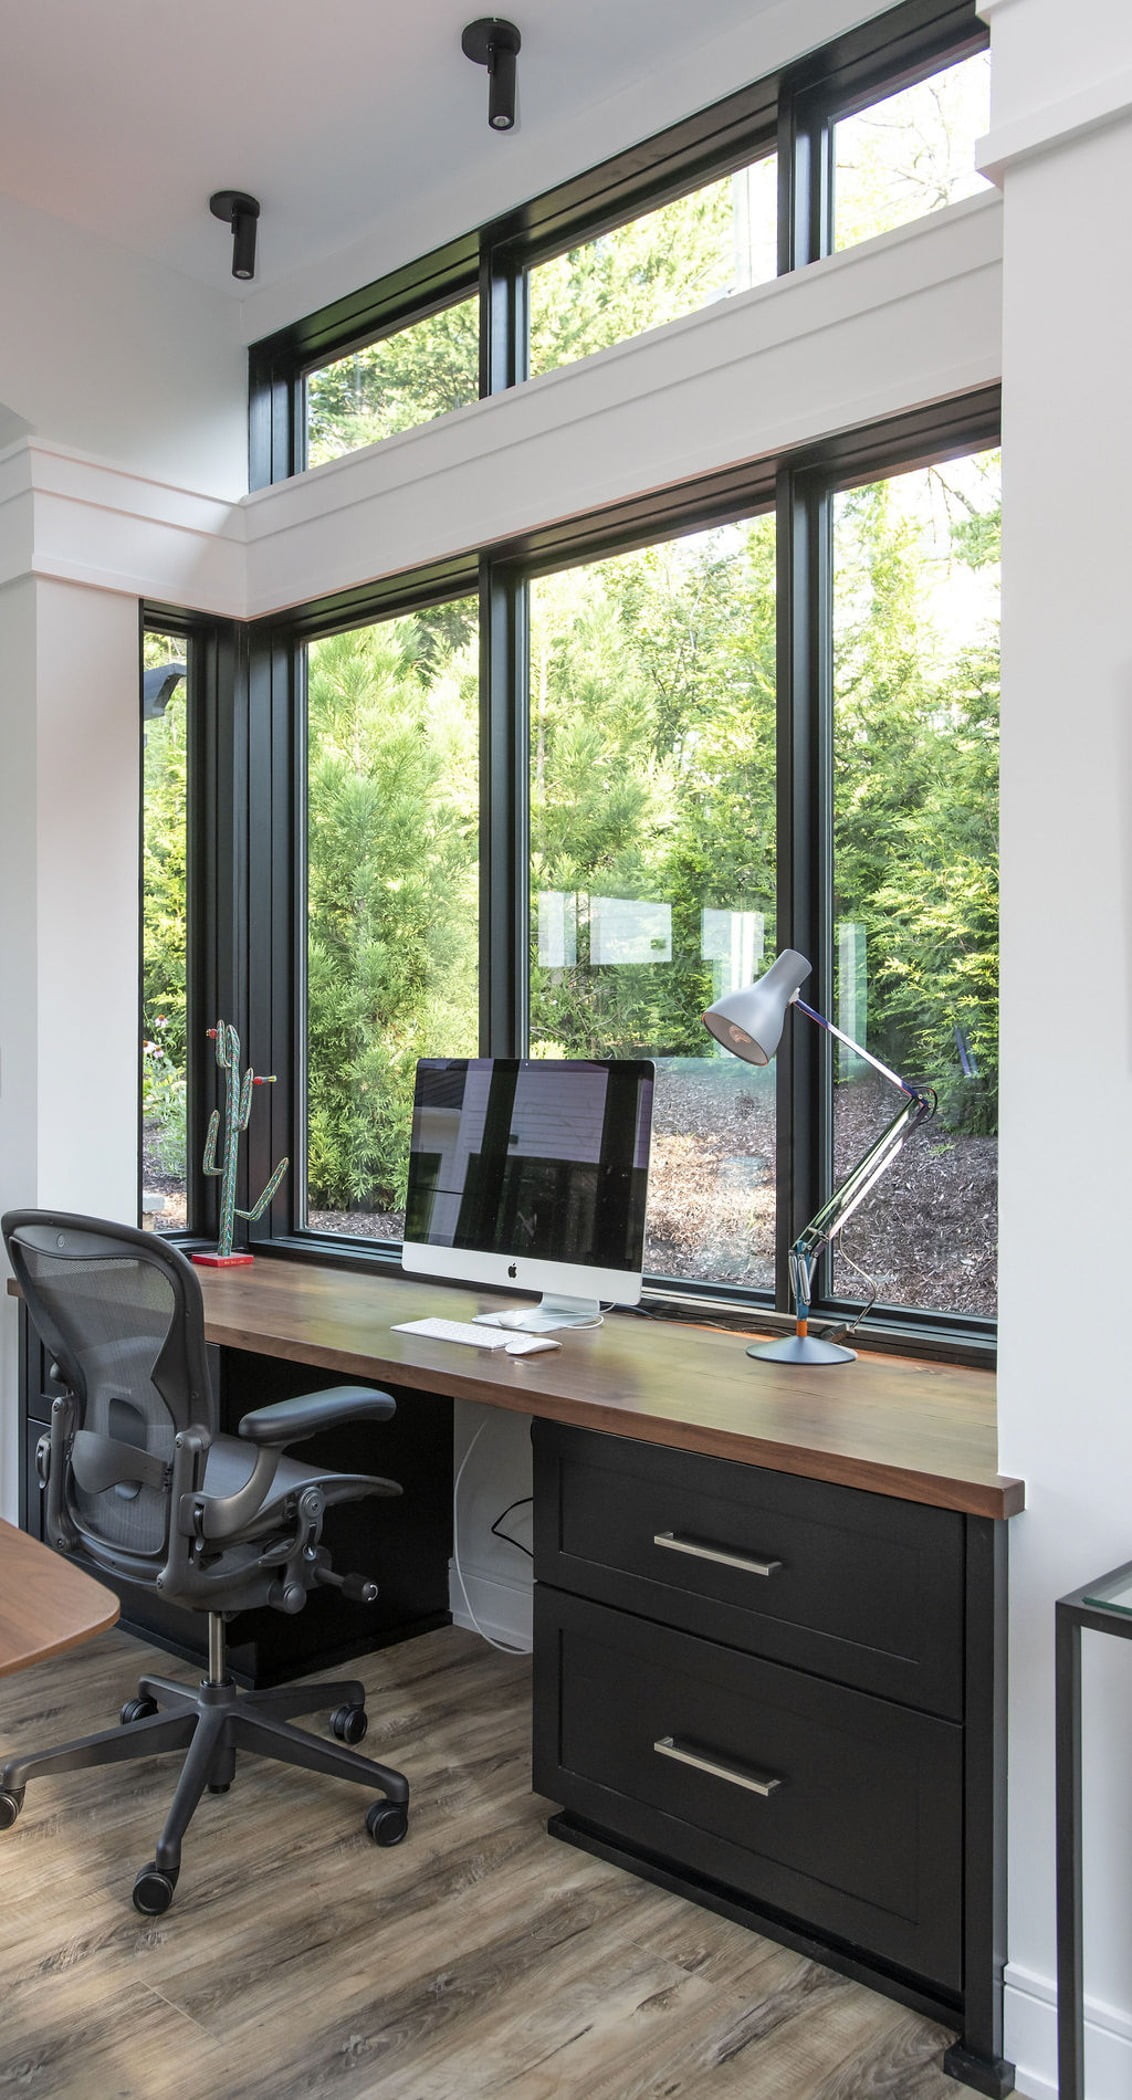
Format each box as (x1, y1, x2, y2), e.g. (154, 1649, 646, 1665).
(451, 1402, 534, 1650)
(0, 579, 140, 1517)
(0, 193, 246, 499)
(984, 1, 1132, 2092)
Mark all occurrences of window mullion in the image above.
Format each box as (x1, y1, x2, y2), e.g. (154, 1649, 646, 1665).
(480, 558, 528, 1055)
(778, 83, 830, 271)
(776, 471, 831, 1312)
(480, 239, 527, 395)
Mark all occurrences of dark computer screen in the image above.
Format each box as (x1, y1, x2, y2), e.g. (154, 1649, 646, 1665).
(405, 1058, 654, 1272)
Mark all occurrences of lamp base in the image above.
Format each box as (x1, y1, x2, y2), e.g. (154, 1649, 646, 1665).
(748, 1333, 856, 1365)
(191, 1251, 255, 1268)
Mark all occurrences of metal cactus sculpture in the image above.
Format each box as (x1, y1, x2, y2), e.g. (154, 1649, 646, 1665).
(191, 1019, 289, 1268)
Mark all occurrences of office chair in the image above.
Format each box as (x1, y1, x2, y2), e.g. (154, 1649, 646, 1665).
(0, 1210, 411, 1915)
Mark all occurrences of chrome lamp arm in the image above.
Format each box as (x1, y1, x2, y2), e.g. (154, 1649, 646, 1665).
(702, 948, 935, 1368)
(773, 999, 934, 1364)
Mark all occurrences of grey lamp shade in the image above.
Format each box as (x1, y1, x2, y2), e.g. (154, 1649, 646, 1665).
(703, 949, 812, 1064)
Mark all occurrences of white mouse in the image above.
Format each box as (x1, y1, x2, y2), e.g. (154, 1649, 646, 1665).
(504, 1336, 561, 1356)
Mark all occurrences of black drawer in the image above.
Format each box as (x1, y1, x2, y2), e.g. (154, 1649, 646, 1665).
(533, 1422, 964, 1717)
(533, 1587, 963, 1992)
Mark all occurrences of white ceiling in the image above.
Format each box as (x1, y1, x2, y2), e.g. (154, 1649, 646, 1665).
(0, 0, 779, 298)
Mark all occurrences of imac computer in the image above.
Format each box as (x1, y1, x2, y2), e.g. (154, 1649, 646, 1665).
(401, 1057, 655, 1331)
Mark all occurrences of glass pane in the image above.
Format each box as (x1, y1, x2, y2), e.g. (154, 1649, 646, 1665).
(834, 51, 992, 251)
(306, 295, 479, 466)
(305, 604, 479, 1238)
(528, 520, 777, 1288)
(832, 449, 1000, 1319)
(141, 633, 190, 1234)
(529, 155, 778, 380)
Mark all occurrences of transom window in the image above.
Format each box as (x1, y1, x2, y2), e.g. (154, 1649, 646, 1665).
(255, 0, 989, 487)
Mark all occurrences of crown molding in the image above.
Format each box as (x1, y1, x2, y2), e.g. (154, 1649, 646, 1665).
(0, 437, 245, 614)
(977, 66, 1132, 183)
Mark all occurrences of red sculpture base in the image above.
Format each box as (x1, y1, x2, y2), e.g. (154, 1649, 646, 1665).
(190, 1251, 255, 1267)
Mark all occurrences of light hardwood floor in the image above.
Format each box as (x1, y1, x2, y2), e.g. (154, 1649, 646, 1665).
(0, 1624, 991, 2099)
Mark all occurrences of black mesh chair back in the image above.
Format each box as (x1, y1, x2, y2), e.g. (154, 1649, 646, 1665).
(4, 1213, 214, 1567)
(0, 1207, 411, 1913)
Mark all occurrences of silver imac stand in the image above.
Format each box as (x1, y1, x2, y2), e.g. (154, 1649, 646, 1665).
(489, 1294, 603, 1333)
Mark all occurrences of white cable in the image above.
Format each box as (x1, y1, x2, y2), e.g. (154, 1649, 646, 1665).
(451, 1419, 528, 1655)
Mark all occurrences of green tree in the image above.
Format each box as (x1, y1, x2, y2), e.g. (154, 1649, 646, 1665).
(833, 458, 1000, 1128)
(305, 616, 478, 1210)
(307, 296, 479, 464)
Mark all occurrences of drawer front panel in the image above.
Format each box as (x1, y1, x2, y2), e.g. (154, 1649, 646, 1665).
(533, 1587, 962, 1991)
(533, 1422, 964, 1717)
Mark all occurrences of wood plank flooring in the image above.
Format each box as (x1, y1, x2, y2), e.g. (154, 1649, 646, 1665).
(0, 1625, 999, 2099)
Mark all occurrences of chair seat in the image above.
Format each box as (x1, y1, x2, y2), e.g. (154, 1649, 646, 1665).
(203, 1433, 394, 1531)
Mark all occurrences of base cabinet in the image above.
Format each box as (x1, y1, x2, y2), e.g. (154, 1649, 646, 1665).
(532, 1420, 1012, 2099)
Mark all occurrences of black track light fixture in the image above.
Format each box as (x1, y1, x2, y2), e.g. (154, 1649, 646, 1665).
(209, 190, 261, 281)
(461, 18, 521, 132)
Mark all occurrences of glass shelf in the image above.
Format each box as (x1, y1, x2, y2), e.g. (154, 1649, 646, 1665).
(1083, 1567, 1132, 1617)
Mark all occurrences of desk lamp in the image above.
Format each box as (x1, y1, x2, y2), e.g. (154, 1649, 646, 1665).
(703, 948, 934, 1365)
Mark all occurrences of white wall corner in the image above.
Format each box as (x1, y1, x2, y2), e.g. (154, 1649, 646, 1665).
(1006, 1963, 1132, 2100)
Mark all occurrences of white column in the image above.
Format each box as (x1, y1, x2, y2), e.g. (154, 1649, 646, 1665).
(983, 3, 1132, 2091)
(0, 576, 139, 1517)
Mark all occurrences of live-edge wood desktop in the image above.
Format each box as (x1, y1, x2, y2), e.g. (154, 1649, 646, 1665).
(16, 1259, 1022, 2097)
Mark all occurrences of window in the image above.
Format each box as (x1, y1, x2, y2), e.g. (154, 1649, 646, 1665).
(834, 50, 991, 251)
(528, 517, 777, 1289)
(303, 601, 479, 1236)
(528, 157, 778, 380)
(141, 631, 190, 1233)
(305, 293, 479, 466)
(238, 387, 997, 1355)
(831, 448, 999, 1321)
(231, 0, 999, 1353)
(251, 0, 987, 488)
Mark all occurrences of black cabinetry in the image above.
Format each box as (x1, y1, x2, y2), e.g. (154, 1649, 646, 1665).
(18, 1309, 453, 1687)
(532, 1421, 1010, 2097)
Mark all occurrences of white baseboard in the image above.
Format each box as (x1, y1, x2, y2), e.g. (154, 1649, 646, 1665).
(449, 1558, 533, 1653)
(1006, 1962, 1132, 2100)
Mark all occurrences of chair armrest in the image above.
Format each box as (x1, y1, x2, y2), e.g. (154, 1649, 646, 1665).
(237, 1384, 397, 1447)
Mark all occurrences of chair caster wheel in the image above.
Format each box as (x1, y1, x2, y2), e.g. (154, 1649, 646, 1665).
(121, 1696, 158, 1725)
(132, 1863, 179, 1916)
(366, 1799, 408, 1847)
(331, 1702, 368, 1745)
(207, 1782, 231, 1794)
(0, 1788, 25, 1831)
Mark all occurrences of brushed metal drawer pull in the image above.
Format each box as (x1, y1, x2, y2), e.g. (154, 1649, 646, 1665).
(653, 1735, 781, 1797)
(653, 1531, 783, 1579)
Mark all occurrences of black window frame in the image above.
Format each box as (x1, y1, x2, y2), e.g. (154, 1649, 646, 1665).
(140, 605, 245, 1249)
(249, 0, 987, 489)
(236, 386, 999, 1366)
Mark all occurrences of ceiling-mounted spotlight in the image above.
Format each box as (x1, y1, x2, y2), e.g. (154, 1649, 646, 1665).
(209, 190, 260, 280)
(461, 18, 521, 132)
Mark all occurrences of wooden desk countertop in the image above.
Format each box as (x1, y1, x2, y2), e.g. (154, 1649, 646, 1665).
(0, 1517, 119, 1678)
(197, 1260, 1022, 1521)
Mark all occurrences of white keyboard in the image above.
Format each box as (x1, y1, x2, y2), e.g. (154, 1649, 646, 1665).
(392, 1316, 512, 1351)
